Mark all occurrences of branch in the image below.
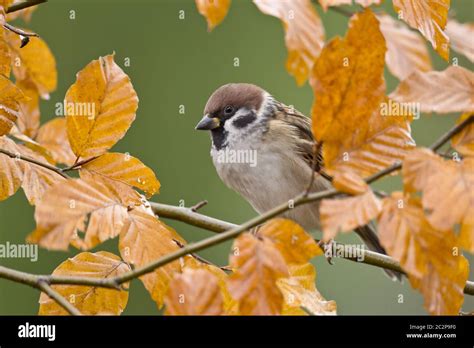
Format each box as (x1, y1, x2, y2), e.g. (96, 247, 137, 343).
(5, 0, 47, 13)
(37, 281, 81, 316)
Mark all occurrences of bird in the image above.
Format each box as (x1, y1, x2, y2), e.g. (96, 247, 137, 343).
(195, 83, 401, 281)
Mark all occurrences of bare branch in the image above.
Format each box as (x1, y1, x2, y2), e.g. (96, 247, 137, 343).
(6, 0, 47, 14)
(37, 281, 82, 316)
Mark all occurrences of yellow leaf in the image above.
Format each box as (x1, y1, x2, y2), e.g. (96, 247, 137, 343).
(15, 79, 40, 138)
(451, 113, 474, 157)
(257, 218, 322, 264)
(378, 193, 469, 315)
(254, 0, 325, 85)
(195, 0, 231, 31)
(227, 233, 288, 315)
(0, 136, 22, 201)
(65, 54, 138, 159)
(39, 251, 130, 315)
(393, 0, 450, 61)
(6, 31, 57, 98)
(277, 263, 336, 316)
(36, 117, 76, 166)
(119, 207, 184, 309)
(320, 189, 382, 241)
(80, 152, 160, 198)
(0, 74, 25, 136)
(164, 268, 224, 315)
(446, 19, 474, 63)
(377, 13, 432, 80)
(332, 171, 369, 195)
(0, 25, 11, 77)
(390, 66, 474, 114)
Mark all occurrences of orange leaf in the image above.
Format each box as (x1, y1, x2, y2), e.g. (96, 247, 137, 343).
(319, 0, 382, 11)
(378, 193, 469, 315)
(390, 66, 474, 114)
(0, 74, 26, 136)
(451, 113, 474, 157)
(446, 19, 474, 63)
(39, 251, 130, 315)
(15, 79, 40, 138)
(320, 189, 382, 241)
(0, 136, 23, 201)
(164, 268, 224, 315)
(227, 233, 288, 315)
(81, 152, 160, 198)
(195, 0, 231, 31)
(65, 54, 138, 159)
(254, 0, 325, 85)
(332, 171, 368, 195)
(393, 0, 449, 61)
(36, 117, 76, 166)
(0, 25, 11, 77)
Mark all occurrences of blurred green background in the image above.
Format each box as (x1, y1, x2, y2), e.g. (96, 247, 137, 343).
(0, 0, 473, 315)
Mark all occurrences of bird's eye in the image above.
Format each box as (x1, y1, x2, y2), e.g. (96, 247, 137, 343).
(224, 105, 234, 115)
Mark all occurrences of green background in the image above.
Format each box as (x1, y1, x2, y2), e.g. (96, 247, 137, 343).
(0, 0, 473, 315)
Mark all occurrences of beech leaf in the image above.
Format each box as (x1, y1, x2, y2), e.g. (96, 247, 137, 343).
(195, 0, 231, 31)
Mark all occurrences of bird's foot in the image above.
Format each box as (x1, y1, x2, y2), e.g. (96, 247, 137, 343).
(318, 239, 335, 265)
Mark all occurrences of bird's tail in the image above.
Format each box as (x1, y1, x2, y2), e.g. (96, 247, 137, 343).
(354, 224, 403, 282)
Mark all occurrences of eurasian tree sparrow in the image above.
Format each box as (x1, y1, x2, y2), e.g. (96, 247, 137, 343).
(196, 83, 401, 281)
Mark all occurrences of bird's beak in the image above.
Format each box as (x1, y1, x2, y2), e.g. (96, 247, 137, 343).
(195, 115, 220, 130)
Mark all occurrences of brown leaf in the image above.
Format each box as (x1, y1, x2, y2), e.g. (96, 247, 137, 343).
(65, 54, 138, 159)
(378, 193, 469, 315)
(393, 0, 449, 61)
(164, 268, 224, 315)
(0, 74, 25, 136)
(15, 79, 40, 138)
(402, 147, 443, 192)
(36, 117, 76, 166)
(119, 207, 184, 309)
(446, 19, 474, 63)
(39, 251, 130, 315)
(6, 31, 57, 98)
(451, 113, 474, 157)
(390, 66, 474, 114)
(227, 233, 288, 315)
(195, 0, 231, 31)
(332, 171, 368, 195)
(277, 263, 336, 315)
(377, 13, 432, 80)
(81, 152, 160, 198)
(0, 136, 22, 201)
(254, 0, 325, 85)
(257, 218, 322, 264)
(320, 189, 382, 241)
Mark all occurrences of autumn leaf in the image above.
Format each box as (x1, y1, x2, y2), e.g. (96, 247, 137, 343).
(15, 79, 40, 138)
(65, 54, 138, 159)
(257, 218, 322, 264)
(393, 0, 450, 61)
(390, 66, 474, 114)
(0, 136, 22, 201)
(227, 233, 288, 315)
(451, 113, 474, 157)
(377, 13, 432, 80)
(29, 177, 140, 250)
(378, 193, 469, 314)
(119, 207, 184, 309)
(332, 171, 368, 195)
(0, 25, 11, 77)
(254, 0, 325, 85)
(446, 19, 474, 63)
(195, 0, 231, 31)
(80, 152, 160, 198)
(6, 32, 57, 98)
(0, 74, 26, 136)
(39, 251, 130, 315)
(6, 0, 37, 22)
(277, 263, 336, 316)
(319, 0, 382, 11)
(320, 189, 382, 241)
(36, 117, 76, 166)
(164, 268, 224, 315)
(311, 9, 415, 177)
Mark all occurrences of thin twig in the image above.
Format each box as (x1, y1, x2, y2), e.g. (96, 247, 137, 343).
(37, 281, 81, 316)
(190, 200, 208, 212)
(6, 0, 47, 13)
(2, 23, 38, 37)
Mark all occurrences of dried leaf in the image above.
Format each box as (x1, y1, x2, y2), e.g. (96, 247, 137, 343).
(319, 0, 382, 11)
(0, 136, 22, 201)
(254, 0, 325, 85)
(0, 25, 11, 77)
(377, 13, 432, 80)
(164, 268, 224, 315)
(332, 171, 368, 195)
(0, 74, 25, 136)
(451, 113, 474, 157)
(15, 79, 40, 138)
(65, 54, 138, 159)
(6, 31, 57, 98)
(6, 0, 37, 22)
(36, 117, 76, 166)
(195, 0, 231, 31)
(81, 152, 160, 198)
(39, 251, 130, 315)
(378, 193, 469, 315)
(402, 147, 443, 192)
(119, 207, 184, 309)
(446, 19, 474, 63)
(393, 0, 449, 61)
(227, 233, 288, 315)
(320, 189, 382, 241)
(257, 218, 322, 264)
(277, 263, 336, 316)
(390, 66, 474, 114)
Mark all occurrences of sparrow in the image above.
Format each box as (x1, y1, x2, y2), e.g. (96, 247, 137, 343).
(196, 83, 401, 281)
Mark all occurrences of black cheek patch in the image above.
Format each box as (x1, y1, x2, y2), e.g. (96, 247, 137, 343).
(232, 113, 257, 128)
